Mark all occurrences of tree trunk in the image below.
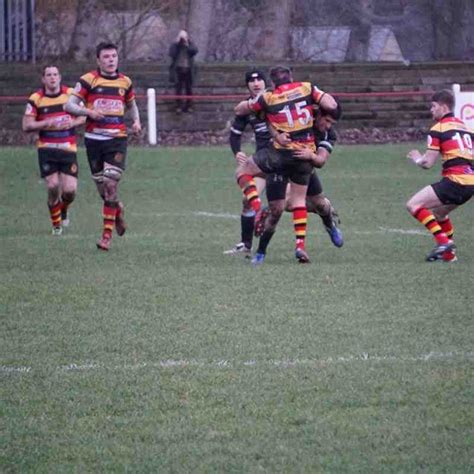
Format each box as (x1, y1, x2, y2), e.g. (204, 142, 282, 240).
(186, 0, 215, 60)
(256, 0, 293, 61)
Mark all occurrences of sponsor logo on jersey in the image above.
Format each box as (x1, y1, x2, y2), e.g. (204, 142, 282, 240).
(287, 92, 302, 100)
(93, 98, 123, 114)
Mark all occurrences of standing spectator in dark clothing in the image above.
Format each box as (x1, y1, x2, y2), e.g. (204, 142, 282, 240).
(168, 30, 198, 113)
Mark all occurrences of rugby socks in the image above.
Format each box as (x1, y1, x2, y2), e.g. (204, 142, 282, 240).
(293, 207, 308, 249)
(413, 208, 450, 245)
(241, 212, 255, 249)
(237, 175, 261, 212)
(256, 229, 275, 255)
(102, 201, 118, 239)
(439, 217, 454, 240)
(439, 217, 456, 261)
(48, 201, 62, 228)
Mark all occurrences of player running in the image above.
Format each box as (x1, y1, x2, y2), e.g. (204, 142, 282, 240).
(406, 89, 473, 262)
(23, 65, 85, 235)
(66, 42, 142, 251)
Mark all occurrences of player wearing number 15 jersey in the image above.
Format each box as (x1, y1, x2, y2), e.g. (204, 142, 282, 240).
(234, 65, 337, 263)
(406, 89, 473, 262)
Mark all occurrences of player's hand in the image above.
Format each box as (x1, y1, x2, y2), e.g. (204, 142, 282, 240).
(293, 148, 315, 161)
(275, 132, 291, 146)
(131, 120, 142, 135)
(88, 109, 105, 121)
(55, 116, 73, 130)
(43, 118, 57, 129)
(235, 151, 248, 165)
(407, 149, 421, 164)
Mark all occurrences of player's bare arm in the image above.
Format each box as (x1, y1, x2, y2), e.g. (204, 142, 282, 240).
(319, 93, 337, 111)
(65, 94, 105, 121)
(234, 100, 252, 116)
(407, 149, 439, 169)
(22, 115, 55, 132)
(268, 122, 291, 146)
(127, 99, 142, 135)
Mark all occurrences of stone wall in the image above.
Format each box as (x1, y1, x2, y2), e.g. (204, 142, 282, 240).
(1, 61, 473, 145)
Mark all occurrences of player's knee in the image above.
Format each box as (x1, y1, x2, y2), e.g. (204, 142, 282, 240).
(47, 183, 60, 199)
(406, 199, 417, 215)
(103, 166, 123, 182)
(62, 191, 76, 203)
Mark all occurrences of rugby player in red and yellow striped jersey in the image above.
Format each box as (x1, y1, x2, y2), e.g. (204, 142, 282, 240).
(234, 66, 337, 263)
(23, 66, 86, 235)
(406, 89, 473, 262)
(65, 42, 142, 251)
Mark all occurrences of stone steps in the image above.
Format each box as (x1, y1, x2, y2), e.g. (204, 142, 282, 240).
(1, 61, 473, 139)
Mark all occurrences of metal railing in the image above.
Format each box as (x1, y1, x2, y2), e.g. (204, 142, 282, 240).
(0, 0, 35, 62)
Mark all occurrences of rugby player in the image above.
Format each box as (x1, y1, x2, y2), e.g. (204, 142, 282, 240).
(23, 65, 85, 235)
(65, 42, 141, 251)
(252, 103, 344, 265)
(406, 89, 473, 262)
(234, 65, 337, 263)
(224, 69, 270, 257)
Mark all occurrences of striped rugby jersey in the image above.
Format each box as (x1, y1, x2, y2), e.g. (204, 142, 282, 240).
(428, 113, 474, 186)
(72, 69, 135, 139)
(25, 85, 77, 153)
(249, 82, 326, 151)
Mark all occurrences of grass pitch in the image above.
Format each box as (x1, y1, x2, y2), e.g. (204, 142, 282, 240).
(1, 144, 473, 472)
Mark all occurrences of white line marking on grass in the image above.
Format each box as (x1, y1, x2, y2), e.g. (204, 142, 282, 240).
(2, 352, 472, 376)
(354, 227, 427, 236)
(193, 211, 239, 219)
(0, 365, 31, 373)
(378, 226, 427, 235)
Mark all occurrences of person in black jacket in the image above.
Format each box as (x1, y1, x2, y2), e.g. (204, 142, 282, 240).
(168, 30, 198, 113)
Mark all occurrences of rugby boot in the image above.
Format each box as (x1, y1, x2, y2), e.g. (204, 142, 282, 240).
(96, 235, 112, 251)
(115, 201, 127, 236)
(442, 249, 458, 262)
(52, 226, 63, 236)
(325, 222, 344, 247)
(426, 241, 456, 262)
(251, 252, 265, 266)
(223, 242, 251, 257)
(254, 206, 269, 237)
(295, 247, 310, 264)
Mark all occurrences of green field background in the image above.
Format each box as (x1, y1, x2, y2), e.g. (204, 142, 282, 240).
(1, 144, 473, 472)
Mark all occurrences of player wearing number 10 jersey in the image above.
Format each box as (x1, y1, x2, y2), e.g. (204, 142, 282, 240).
(406, 89, 474, 262)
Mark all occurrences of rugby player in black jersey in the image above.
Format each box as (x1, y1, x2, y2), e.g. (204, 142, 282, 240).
(224, 69, 271, 257)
